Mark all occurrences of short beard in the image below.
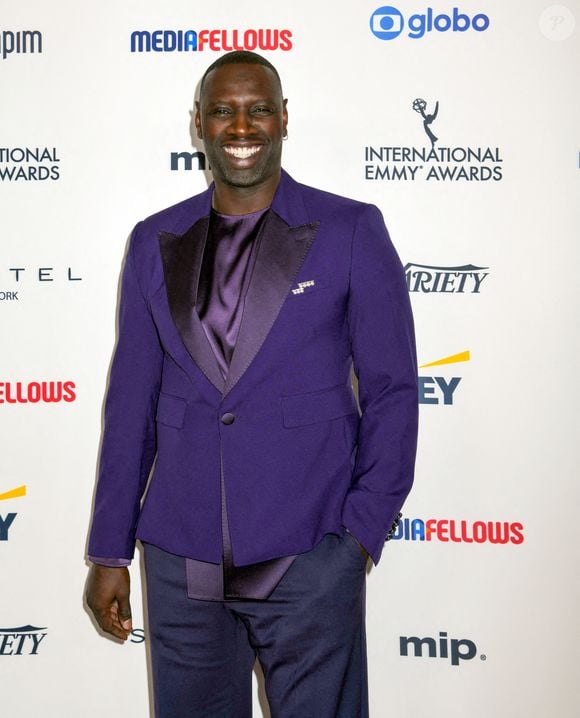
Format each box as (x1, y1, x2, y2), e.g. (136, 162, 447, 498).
(219, 166, 268, 188)
(205, 143, 282, 190)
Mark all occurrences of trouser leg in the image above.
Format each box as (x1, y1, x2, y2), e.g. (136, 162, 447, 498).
(143, 543, 256, 718)
(234, 532, 369, 718)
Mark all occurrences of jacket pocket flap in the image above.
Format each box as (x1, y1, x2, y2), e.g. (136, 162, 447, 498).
(282, 386, 358, 428)
(156, 393, 187, 429)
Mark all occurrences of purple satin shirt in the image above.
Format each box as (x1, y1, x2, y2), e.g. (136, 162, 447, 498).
(91, 207, 296, 600)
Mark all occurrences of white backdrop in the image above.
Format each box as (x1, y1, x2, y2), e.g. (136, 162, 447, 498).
(1, 1, 579, 716)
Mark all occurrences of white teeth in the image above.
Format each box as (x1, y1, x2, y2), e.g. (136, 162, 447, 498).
(224, 146, 261, 159)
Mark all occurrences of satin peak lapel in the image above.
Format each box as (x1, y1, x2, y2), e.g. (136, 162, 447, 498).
(158, 218, 225, 393)
(224, 211, 319, 397)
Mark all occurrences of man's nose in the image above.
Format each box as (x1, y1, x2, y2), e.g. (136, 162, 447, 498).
(229, 109, 253, 136)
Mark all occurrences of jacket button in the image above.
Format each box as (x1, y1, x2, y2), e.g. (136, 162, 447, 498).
(221, 412, 235, 425)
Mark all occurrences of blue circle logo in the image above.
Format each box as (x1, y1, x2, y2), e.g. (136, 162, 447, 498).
(370, 6, 404, 40)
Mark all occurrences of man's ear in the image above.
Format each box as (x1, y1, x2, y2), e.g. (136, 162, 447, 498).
(194, 101, 203, 139)
(282, 98, 288, 136)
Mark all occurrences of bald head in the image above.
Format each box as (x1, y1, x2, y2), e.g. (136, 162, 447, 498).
(199, 50, 283, 100)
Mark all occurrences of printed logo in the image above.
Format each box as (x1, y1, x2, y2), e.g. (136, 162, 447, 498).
(0, 266, 82, 303)
(170, 150, 207, 172)
(0, 147, 60, 182)
(131, 28, 292, 53)
(130, 629, 145, 644)
(405, 263, 489, 293)
(0, 486, 25, 542)
(0, 625, 47, 655)
(412, 98, 439, 147)
(0, 31, 42, 60)
(370, 7, 404, 40)
(539, 5, 576, 42)
(400, 631, 483, 665)
(365, 98, 503, 182)
(0, 382, 76, 404)
(392, 516, 524, 544)
(419, 350, 468, 405)
(370, 6, 490, 41)
(0, 291, 18, 302)
(3, 266, 82, 282)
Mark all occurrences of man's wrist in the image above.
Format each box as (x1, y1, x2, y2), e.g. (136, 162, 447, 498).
(89, 556, 131, 568)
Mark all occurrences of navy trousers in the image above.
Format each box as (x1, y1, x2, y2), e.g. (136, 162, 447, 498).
(144, 532, 369, 718)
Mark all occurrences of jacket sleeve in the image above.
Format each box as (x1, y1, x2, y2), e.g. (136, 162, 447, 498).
(341, 204, 418, 565)
(88, 224, 163, 559)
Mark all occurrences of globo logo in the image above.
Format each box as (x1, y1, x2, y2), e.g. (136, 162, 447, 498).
(370, 6, 490, 40)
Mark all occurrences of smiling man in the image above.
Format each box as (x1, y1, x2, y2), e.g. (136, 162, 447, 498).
(86, 51, 418, 718)
(196, 58, 287, 206)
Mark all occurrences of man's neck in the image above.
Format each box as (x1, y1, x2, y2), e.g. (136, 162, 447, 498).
(211, 172, 280, 215)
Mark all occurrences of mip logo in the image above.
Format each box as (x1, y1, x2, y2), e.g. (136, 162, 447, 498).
(370, 6, 490, 40)
(0, 485, 25, 541)
(170, 151, 207, 171)
(400, 631, 484, 665)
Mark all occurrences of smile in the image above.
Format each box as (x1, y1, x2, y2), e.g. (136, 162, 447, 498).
(223, 146, 262, 159)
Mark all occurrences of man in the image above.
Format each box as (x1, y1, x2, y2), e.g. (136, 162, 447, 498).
(86, 51, 418, 717)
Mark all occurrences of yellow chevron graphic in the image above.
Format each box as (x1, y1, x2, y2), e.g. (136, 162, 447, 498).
(0, 486, 27, 501)
(419, 350, 470, 369)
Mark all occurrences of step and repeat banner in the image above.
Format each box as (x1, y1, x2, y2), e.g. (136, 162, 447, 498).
(1, 1, 579, 716)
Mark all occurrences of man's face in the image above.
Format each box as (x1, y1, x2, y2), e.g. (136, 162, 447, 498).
(195, 63, 288, 190)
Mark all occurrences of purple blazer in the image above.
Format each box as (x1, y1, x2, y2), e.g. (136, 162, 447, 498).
(88, 170, 418, 566)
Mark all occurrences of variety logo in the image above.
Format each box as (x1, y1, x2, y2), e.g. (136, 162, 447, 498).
(392, 517, 524, 544)
(0, 485, 25, 542)
(0, 381, 76, 404)
(0, 30, 42, 60)
(0, 147, 60, 182)
(170, 150, 207, 172)
(405, 263, 489, 293)
(370, 6, 490, 41)
(419, 350, 468, 405)
(0, 625, 47, 655)
(400, 631, 482, 665)
(131, 28, 292, 53)
(365, 98, 503, 182)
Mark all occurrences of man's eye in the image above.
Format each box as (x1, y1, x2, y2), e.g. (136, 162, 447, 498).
(212, 108, 231, 116)
(252, 106, 274, 115)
